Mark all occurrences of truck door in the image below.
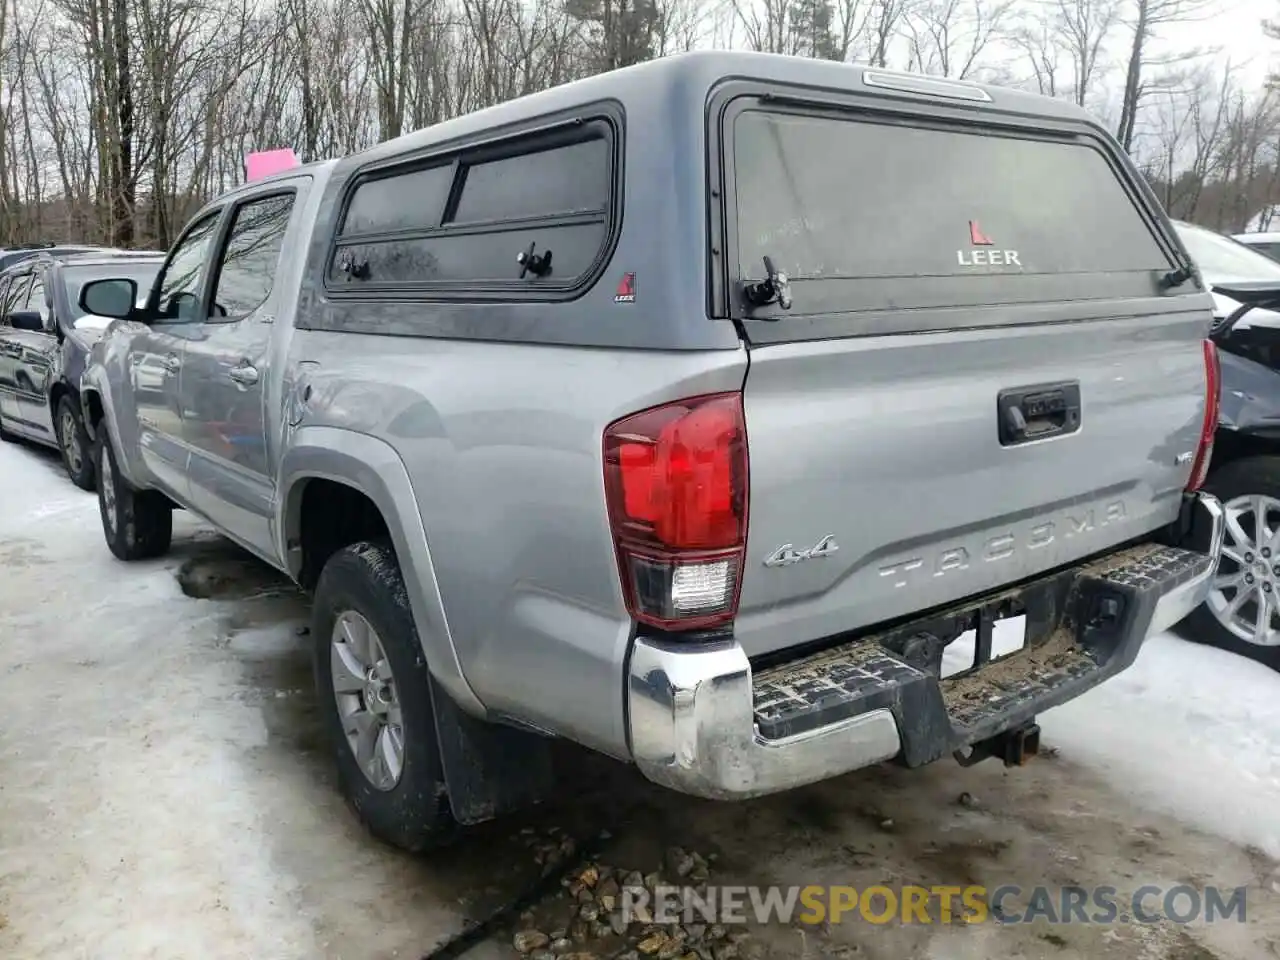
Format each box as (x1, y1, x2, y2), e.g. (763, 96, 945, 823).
(130, 211, 223, 502)
(180, 188, 298, 560)
(12, 267, 58, 442)
(0, 273, 24, 429)
(0, 271, 44, 438)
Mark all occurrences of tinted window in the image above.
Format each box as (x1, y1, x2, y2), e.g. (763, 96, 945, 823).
(63, 263, 163, 321)
(0, 252, 38, 272)
(343, 165, 452, 236)
(2, 273, 31, 317)
(210, 194, 294, 318)
(155, 213, 220, 322)
(22, 272, 49, 326)
(451, 137, 609, 224)
(330, 126, 615, 291)
(733, 111, 1169, 285)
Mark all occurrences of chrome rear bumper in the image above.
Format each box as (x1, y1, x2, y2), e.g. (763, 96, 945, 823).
(626, 492, 1223, 801)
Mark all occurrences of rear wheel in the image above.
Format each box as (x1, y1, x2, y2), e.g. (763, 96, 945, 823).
(56, 394, 95, 490)
(1183, 456, 1280, 670)
(312, 540, 456, 851)
(94, 434, 173, 561)
(0, 414, 14, 443)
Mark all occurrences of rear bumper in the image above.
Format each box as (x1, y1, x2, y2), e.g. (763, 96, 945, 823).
(626, 492, 1223, 800)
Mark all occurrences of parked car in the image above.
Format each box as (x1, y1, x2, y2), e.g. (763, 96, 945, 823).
(1232, 231, 1280, 263)
(0, 251, 164, 488)
(80, 52, 1224, 852)
(0, 243, 105, 273)
(1173, 220, 1280, 668)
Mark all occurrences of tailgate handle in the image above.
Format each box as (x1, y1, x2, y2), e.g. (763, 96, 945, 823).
(998, 382, 1081, 446)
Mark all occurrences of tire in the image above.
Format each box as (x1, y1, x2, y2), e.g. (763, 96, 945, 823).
(312, 540, 457, 851)
(94, 433, 173, 561)
(0, 413, 14, 443)
(56, 394, 95, 490)
(1182, 456, 1280, 670)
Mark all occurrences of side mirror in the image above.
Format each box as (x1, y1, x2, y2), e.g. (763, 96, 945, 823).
(7, 310, 43, 331)
(79, 278, 138, 320)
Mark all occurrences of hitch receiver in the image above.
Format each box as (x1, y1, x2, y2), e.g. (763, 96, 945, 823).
(954, 722, 1041, 768)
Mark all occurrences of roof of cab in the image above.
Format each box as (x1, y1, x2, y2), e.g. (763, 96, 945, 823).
(343, 50, 1100, 174)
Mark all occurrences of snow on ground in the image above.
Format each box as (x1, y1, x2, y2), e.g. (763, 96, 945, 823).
(1043, 631, 1280, 859)
(0, 446, 322, 958)
(1, 437, 1279, 959)
(0, 443, 468, 959)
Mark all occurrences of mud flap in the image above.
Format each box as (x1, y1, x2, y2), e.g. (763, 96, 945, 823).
(429, 674, 556, 825)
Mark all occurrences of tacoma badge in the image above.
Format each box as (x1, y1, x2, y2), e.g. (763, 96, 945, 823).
(764, 534, 839, 568)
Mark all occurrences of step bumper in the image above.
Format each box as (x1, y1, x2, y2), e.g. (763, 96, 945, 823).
(626, 492, 1223, 800)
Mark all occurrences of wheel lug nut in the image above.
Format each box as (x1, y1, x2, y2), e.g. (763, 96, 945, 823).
(1246, 573, 1256, 584)
(1265, 582, 1273, 593)
(1246, 553, 1255, 563)
(1265, 548, 1272, 559)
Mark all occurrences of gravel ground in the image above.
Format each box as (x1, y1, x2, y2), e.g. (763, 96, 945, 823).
(1, 440, 1278, 960)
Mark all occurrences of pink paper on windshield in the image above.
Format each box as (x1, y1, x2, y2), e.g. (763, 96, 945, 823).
(244, 148, 300, 181)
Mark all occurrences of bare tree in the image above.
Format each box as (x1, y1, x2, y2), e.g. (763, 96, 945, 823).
(1115, 0, 1209, 151)
(904, 0, 1012, 79)
(0, 0, 1275, 249)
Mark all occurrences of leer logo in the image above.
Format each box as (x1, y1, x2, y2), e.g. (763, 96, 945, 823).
(969, 220, 994, 245)
(615, 272, 636, 303)
(958, 220, 1020, 267)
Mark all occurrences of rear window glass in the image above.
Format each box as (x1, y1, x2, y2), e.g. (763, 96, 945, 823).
(343, 164, 453, 236)
(733, 111, 1169, 285)
(451, 138, 610, 224)
(329, 126, 615, 292)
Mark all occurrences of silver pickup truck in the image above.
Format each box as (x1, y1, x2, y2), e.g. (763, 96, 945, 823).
(80, 51, 1225, 852)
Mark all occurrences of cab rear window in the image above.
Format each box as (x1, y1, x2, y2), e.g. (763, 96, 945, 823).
(732, 110, 1171, 303)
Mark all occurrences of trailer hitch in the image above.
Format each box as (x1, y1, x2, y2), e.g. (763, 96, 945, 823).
(954, 722, 1041, 768)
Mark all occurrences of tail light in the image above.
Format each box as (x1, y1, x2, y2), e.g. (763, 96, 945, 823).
(603, 392, 748, 631)
(1186, 339, 1220, 492)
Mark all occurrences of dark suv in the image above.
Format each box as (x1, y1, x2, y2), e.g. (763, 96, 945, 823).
(0, 250, 164, 487)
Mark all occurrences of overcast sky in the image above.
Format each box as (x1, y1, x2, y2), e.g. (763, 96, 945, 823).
(1160, 0, 1274, 88)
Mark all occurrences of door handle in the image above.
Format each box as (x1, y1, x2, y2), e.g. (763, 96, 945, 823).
(163, 354, 181, 373)
(997, 381, 1082, 446)
(228, 363, 259, 386)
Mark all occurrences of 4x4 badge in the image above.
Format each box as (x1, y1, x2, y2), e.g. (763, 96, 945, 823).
(764, 534, 839, 568)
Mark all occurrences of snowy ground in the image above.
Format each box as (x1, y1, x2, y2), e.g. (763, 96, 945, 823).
(1, 437, 1278, 960)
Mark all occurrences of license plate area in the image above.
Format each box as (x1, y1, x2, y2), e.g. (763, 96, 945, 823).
(941, 612, 1028, 679)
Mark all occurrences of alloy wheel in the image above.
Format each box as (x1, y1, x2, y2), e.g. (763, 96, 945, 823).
(330, 610, 405, 790)
(61, 410, 83, 476)
(1207, 494, 1280, 647)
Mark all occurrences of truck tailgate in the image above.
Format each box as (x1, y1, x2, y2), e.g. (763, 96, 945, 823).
(734, 310, 1208, 658)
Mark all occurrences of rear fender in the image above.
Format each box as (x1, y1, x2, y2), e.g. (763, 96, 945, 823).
(278, 426, 485, 716)
(278, 426, 555, 823)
